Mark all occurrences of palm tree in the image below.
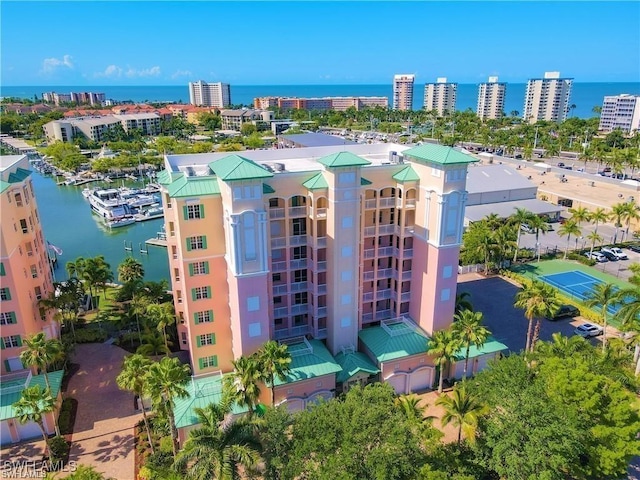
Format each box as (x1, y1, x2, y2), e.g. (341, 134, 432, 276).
(558, 219, 581, 260)
(39, 278, 85, 341)
(435, 386, 488, 446)
(535, 332, 590, 359)
(428, 328, 463, 393)
(568, 206, 591, 228)
(173, 400, 261, 480)
(528, 215, 549, 262)
(146, 302, 176, 356)
(509, 208, 535, 263)
(146, 357, 191, 457)
(394, 394, 426, 422)
(13, 385, 55, 458)
(137, 332, 171, 357)
(589, 207, 609, 235)
(615, 287, 640, 375)
(586, 231, 603, 257)
(65, 256, 86, 280)
(454, 291, 473, 315)
(224, 354, 263, 417)
(622, 202, 640, 242)
(515, 281, 561, 352)
(257, 341, 291, 406)
(116, 354, 155, 454)
(611, 202, 628, 244)
(452, 310, 491, 380)
(82, 256, 113, 305)
(585, 283, 620, 353)
(118, 257, 145, 285)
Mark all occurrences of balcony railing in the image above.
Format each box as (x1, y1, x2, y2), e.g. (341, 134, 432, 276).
(363, 226, 376, 237)
(362, 291, 374, 302)
(316, 328, 328, 339)
(377, 268, 393, 279)
(289, 206, 307, 217)
(273, 306, 289, 317)
(379, 197, 396, 208)
(274, 324, 311, 340)
(290, 258, 307, 269)
(362, 312, 374, 322)
(378, 224, 395, 235)
(313, 208, 327, 218)
(363, 249, 375, 259)
(273, 284, 288, 295)
(290, 281, 308, 292)
(377, 246, 394, 256)
(290, 303, 309, 315)
(393, 291, 412, 303)
(315, 261, 327, 272)
(315, 237, 327, 248)
(289, 235, 307, 246)
(376, 289, 393, 300)
(364, 199, 377, 209)
(315, 306, 327, 318)
(271, 237, 286, 248)
(272, 261, 287, 272)
(317, 283, 327, 295)
(375, 309, 392, 320)
(404, 226, 415, 235)
(363, 270, 375, 281)
(404, 198, 417, 208)
(269, 208, 285, 219)
(393, 270, 412, 281)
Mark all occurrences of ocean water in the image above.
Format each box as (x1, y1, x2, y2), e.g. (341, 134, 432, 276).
(3, 83, 640, 119)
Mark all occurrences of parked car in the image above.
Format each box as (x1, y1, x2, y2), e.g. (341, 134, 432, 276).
(514, 154, 523, 159)
(599, 250, 619, 261)
(520, 224, 534, 233)
(628, 244, 640, 253)
(557, 162, 565, 168)
(574, 323, 604, 338)
(547, 304, 580, 321)
(601, 247, 628, 260)
(584, 252, 608, 263)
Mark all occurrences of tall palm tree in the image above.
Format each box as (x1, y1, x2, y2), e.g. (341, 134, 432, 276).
(257, 341, 291, 406)
(515, 281, 561, 352)
(527, 215, 549, 262)
(394, 394, 427, 422)
(146, 357, 191, 457)
(585, 283, 620, 353)
(454, 291, 473, 314)
(435, 386, 488, 446)
(118, 257, 145, 285)
(622, 202, 640, 242)
(137, 332, 171, 357)
(173, 401, 262, 480)
(586, 231, 603, 257)
(589, 207, 609, 235)
(13, 385, 55, 458)
(568, 206, 591, 228)
(610, 202, 628, 244)
(509, 208, 535, 263)
(146, 302, 176, 356)
(615, 287, 640, 376)
(452, 310, 491, 380)
(116, 354, 155, 454)
(65, 256, 86, 280)
(535, 332, 590, 359)
(224, 354, 263, 417)
(428, 329, 463, 393)
(558, 219, 581, 260)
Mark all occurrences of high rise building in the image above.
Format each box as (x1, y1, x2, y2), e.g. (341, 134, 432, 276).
(188, 81, 231, 108)
(158, 142, 506, 424)
(523, 72, 573, 123)
(393, 74, 415, 111)
(476, 76, 506, 120)
(423, 77, 457, 116)
(599, 94, 640, 133)
(0, 154, 63, 445)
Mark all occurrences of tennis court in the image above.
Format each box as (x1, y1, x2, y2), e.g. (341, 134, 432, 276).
(538, 270, 620, 315)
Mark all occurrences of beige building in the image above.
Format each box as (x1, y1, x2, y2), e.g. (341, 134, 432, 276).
(43, 113, 161, 142)
(424, 77, 457, 116)
(599, 94, 640, 133)
(220, 109, 274, 131)
(476, 76, 506, 120)
(393, 74, 415, 111)
(523, 71, 573, 123)
(189, 81, 231, 108)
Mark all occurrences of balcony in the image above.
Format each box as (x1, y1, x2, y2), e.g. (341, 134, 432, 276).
(290, 303, 309, 315)
(289, 235, 307, 246)
(274, 324, 310, 340)
(273, 284, 288, 295)
(362, 291, 374, 302)
(375, 309, 392, 320)
(403, 226, 415, 236)
(271, 237, 286, 248)
(316, 261, 327, 272)
(362, 312, 374, 322)
(363, 226, 376, 237)
(317, 283, 327, 295)
(393, 291, 412, 303)
(272, 261, 287, 272)
(270, 208, 285, 219)
(404, 198, 417, 208)
(379, 197, 396, 208)
(364, 199, 377, 209)
(378, 224, 395, 235)
(377, 268, 393, 279)
(395, 248, 413, 258)
(273, 306, 289, 317)
(377, 289, 393, 300)
(394, 270, 412, 281)
(315, 306, 327, 318)
(377, 246, 394, 256)
(289, 206, 307, 217)
(290, 258, 307, 269)
(313, 208, 327, 219)
(363, 270, 375, 281)
(290, 281, 308, 292)
(363, 248, 375, 259)
(316, 328, 328, 339)
(315, 236, 327, 248)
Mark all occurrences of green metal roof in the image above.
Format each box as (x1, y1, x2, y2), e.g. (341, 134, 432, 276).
(173, 374, 249, 429)
(317, 151, 371, 168)
(403, 144, 478, 166)
(392, 166, 421, 183)
(1, 370, 63, 422)
(274, 339, 342, 386)
(0, 180, 10, 194)
(358, 324, 429, 363)
(210, 154, 274, 181)
(302, 172, 328, 190)
(452, 337, 508, 362)
(263, 183, 275, 194)
(7, 167, 32, 183)
(360, 177, 372, 186)
(167, 175, 221, 198)
(156, 169, 182, 186)
(334, 350, 380, 383)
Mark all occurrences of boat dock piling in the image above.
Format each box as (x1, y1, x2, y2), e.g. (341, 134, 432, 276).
(139, 243, 148, 254)
(124, 240, 133, 251)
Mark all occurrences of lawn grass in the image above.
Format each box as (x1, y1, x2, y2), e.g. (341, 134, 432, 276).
(81, 285, 122, 322)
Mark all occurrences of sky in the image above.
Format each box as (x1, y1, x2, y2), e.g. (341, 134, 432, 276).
(1, 1, 639, 86)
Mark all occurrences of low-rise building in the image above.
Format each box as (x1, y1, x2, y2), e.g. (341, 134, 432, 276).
(220, 109, 274, 132)
(43, 113, 161, 142)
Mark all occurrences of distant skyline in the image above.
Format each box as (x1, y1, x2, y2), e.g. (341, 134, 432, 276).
(1, 1, 639, 86)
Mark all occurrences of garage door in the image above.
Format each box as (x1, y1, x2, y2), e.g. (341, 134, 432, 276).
(16, 421, 41, 442)
(386, 374, 406, 395)
(0, 421, 13, 445)
(451, 361, 465, 381)
(409, 368, 432, 392)
(285, 398, 304, 413)
(306, 391, 332, 407)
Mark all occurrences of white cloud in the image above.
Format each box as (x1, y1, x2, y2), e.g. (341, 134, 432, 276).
(126, 66, 161, 78)
(94, 64, 161, 79)
(94, 64, 123, 78)
(41, 55, 74, 74)
(171, 69, 192, 79)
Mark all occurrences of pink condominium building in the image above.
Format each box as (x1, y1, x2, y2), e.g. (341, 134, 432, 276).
(160, 143, 506, 420)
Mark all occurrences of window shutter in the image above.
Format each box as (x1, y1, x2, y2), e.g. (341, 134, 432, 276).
(198, 358, 204, 370)
(183, 206, 189, 220)
(208, 310, 214, 322)
(9, 312, 16, 324)
(196, 336, 202, 347)
(193, 312, 199, 325)
(206, 286, 211, 298)
(199, 204, 205, 219)
(188, 263, 194, 276)
(204, 262, 210, 274)
(202, 236, 207, 249)
(191, 289, 196, 301)
(3, 289, 10, 300)
(16, 336, 22, 347)
(211, 355, 218, 367)
(186, 239, 192, 251)
(3, 360, 9, 372)
(0, 338, 4, 350)
(0, 263, 5, 276)
(211, 333, 216, 345)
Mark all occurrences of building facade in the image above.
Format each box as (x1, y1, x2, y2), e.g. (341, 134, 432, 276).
(599, 94, 640, 133)
(253, 97, 388, 112)
(42, 91, 105, 106)
(220, 109, 274, 131)
(393, 75, 415, 111)
(523, 72, 573, 123)
(158, 143, 506, 418)
(43, 113, 161, 142)
(476, 76, 506, 120)
(424, 78, 457, 116)
(188, 81, 231, 108)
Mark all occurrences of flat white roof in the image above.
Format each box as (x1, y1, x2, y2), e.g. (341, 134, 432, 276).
(465, 199, 563, 223)
(466, 164, 535, 194)
(0, 155, 27, 173)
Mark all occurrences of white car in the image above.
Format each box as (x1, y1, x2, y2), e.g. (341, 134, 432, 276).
(584, 252, 608, 263)
(574, 323, 604, 338)
(601, 247, 628, 260)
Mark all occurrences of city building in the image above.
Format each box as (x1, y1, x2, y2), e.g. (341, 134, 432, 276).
(476, 76, 506, 120)
(253, 97, 388, 112)
(598, 94, 640, 133)
(423, 78, 457, 116)
(43, 113, 161, 142)
(523, 72, 573, 123)
(188, 81, 231, 108)
(220, 109, 274, 132)
(42, 91, 105, 106)
(157, 142, 506, 423)
(393, 75, 415, 111)
(0, 154, 63, 445)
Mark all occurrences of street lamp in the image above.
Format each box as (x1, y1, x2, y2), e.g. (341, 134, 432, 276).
(533, 125, 539, 150)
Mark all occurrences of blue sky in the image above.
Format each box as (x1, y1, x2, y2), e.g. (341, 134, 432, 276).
(1, 1, 639, 86)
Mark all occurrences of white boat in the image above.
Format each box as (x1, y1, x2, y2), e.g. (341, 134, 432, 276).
(82, 188, 93, 199)
(134, 206, 164, 222)
(107, 217, 135, 228)
(88, 188, 130, 219)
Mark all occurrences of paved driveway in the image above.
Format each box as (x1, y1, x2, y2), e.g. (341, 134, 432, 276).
(65, 343, 139, 480)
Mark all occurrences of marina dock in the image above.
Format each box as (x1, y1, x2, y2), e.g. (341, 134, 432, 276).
(145, 238, 167, 247)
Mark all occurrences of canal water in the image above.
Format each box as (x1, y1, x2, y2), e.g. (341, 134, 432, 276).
(32, 171, 171, 284)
